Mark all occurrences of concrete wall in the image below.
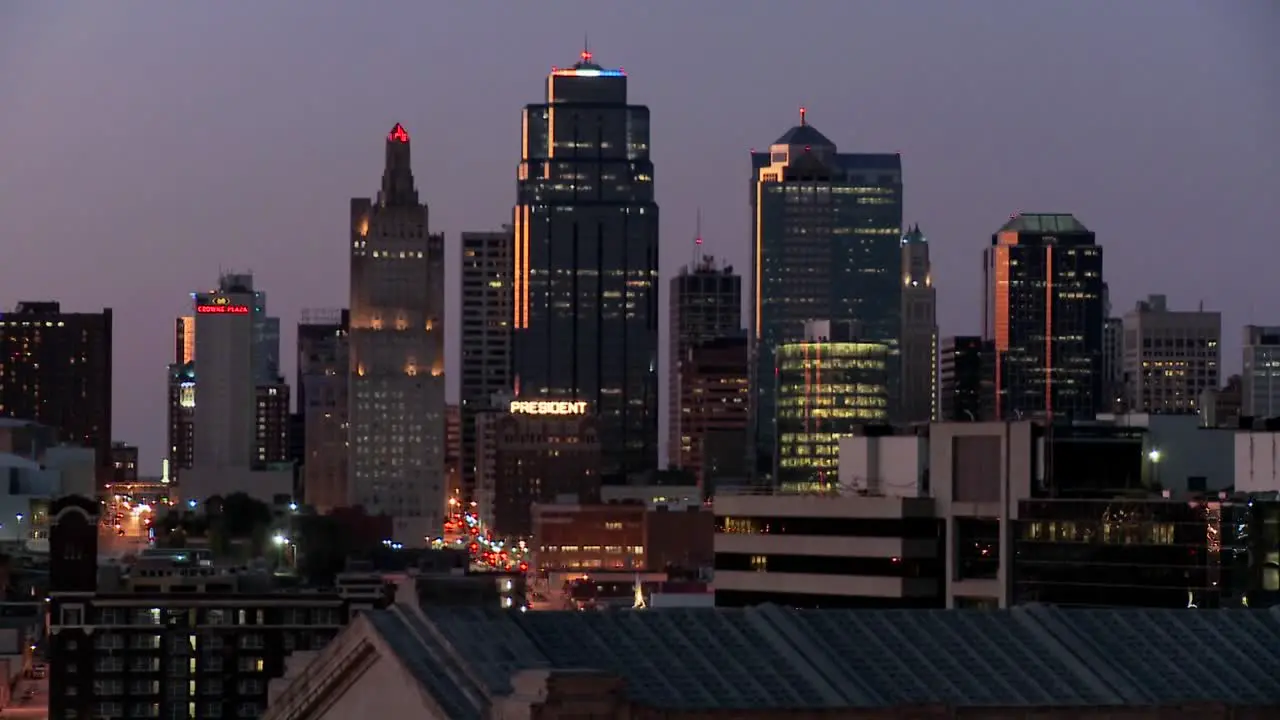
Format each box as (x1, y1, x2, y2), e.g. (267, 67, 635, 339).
(1235, 431, 1280, 493)
(838, 435, 927, 496)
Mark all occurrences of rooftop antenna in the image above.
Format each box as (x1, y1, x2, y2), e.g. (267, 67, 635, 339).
(799, 106, 807, 126)
(692, 207, 703, 267)
(581, 33, 592, 63)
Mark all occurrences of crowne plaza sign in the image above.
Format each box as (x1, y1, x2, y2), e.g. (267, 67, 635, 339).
(509, 400, 588, 416)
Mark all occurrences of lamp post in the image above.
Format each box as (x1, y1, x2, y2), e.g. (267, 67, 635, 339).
(272, 533, 290, 568)
(1148, 449, 1162, 489)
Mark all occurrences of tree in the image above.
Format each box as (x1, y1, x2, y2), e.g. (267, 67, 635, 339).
(218, 493, 272, 539)
(294, 514, 349, 586)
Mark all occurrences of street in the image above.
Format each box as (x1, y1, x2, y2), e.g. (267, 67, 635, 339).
(2, 674, 48, 719)
(98, 496, 153, 558)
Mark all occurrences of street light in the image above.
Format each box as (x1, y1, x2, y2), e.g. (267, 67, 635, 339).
(1148, 449, 1162, 489)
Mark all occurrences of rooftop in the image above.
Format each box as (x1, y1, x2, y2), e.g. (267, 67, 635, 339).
(998, 212, 1091, 234)
(350, 603, 1280, 714)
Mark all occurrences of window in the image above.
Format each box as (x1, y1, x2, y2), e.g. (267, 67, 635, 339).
(59, 604, 84, 626)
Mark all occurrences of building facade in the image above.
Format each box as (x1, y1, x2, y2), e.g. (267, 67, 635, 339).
(459, 228, 514, 499)
(982, 213, 1105, 420)
(297, 309, 349, 513)
(1121, 294, 1220, 414)
(167, 362, 196, 482)
(46, 496, 366, 720)
(1103, 316, 1124, 411)
(938, 336, 994, 422)
(750, 110, 903, 479)
(183, 274, 292, 504)
(513, 50, 659, 477)
(479, 408, 601, 540)
(714, 491, 943, 609)
(899, 224, 937, 423)
(0, 301, 112, 484)
(678, 336, 750, 494)
(348, 123, 447, 542)
(1242, 325, 1280, 419)
(668, 256, 742, 469)
(775, 321, 889, 490)
(254, 382, 290, 466)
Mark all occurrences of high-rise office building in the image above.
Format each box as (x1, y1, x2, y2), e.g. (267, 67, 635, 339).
(1121, 295, 1220, 414)
(939, 336, 995, 422)
(298, 309, 349, 513)
(513, 49, 659, 478)
(750, 109, 903, 478)
(982, 213, 1104, 420)
(255, 382, 290, 466)
(775, 321, 889, 489)
(668, 254, 741, 468)
(1103, 316, 1124, 411)
(349, 123, 447, 542)
(167, 318, 197, 483)
(167, 362, 196, 482)
(678, 335, 749, 493)
(900, 224, 937, 422)
(460, 228, 514, 498)
(175, 316, 195, 365)
(1242, 325, 1280, 419)
(184, 273, 292, 503)
(0, 301, 112, 483)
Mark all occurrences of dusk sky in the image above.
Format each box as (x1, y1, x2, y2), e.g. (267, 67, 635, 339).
(1, 2, 1276, 469)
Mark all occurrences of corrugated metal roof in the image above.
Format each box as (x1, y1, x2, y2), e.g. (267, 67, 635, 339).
(372, 604, 1280, 711)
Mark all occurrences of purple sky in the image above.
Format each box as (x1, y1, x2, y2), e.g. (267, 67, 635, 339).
(1, 2, 1276, 470)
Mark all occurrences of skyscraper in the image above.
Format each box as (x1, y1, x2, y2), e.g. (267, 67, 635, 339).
(513, 49, 659, 477)
(298, 309, 349, 513)
(668, 253, 741, 468)
(184, 273, 291, 503)
(750, 110, 903, 477)
(349, 123, 446, 542)
(900, 224, 937, 422)
(0, 301, 112, 483)
(982, 213, 1105, 420)
(460, 228, 514, 498)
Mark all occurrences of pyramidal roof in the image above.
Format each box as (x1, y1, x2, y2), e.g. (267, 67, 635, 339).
(775, 124, 835, 148)
(999, 213, 1090, 234)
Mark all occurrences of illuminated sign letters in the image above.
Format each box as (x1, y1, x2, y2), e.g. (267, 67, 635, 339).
(196, 305, 250, 315)
(509, 400, 588, 416)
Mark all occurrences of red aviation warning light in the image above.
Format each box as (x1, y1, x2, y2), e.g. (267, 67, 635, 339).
(387, 123, 410, 143)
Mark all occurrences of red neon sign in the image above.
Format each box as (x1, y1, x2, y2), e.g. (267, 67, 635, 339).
(196, 305, 249, 315)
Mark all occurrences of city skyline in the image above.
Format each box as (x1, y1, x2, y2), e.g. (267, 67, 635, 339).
(1, 2, 1276, 465)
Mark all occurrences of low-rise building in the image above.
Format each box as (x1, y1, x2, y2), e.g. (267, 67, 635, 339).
(261, 602, 1280, 719)
(713, 489, 942, 609)
(45, 496, 375, 720)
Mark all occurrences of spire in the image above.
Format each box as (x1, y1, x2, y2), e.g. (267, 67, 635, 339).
(582, 33, 592, 64)
(379, 122, 418, 207)
(799, 106, 807, 126)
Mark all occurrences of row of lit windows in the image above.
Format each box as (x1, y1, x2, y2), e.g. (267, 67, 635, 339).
(543, 545, 644, 554)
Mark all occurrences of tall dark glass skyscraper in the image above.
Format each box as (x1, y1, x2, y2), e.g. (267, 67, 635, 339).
(982, 213, 1104, 420)
(513, 50, 659, 476)
(749, 110, 903, 479)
